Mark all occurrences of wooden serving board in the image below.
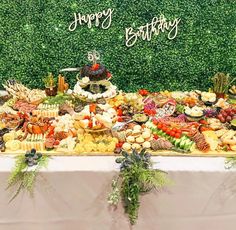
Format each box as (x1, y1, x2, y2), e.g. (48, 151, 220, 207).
(1, 150, 236, 157)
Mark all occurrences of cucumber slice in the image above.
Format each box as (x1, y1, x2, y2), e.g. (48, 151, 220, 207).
(180, 140, 187, 149)
(175, 139, 181, 147)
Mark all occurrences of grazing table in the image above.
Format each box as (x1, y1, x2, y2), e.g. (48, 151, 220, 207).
(0, 155, 236, 230)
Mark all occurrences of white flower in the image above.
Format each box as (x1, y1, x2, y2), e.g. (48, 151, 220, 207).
(81, 77, 90, 84)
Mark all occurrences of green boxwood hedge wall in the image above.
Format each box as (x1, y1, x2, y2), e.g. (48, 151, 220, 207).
(0, 0, 236, 91)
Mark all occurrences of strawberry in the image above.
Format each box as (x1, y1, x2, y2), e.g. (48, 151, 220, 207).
(88, 120, 93, 129)
(116, 142, 124, 148)
(117, 108, 123, 116)
(54, 140, 60, 146)
(89, 104, 96, 113)
(91, 63, 100, 71)
(139, 89, 149, 96)
(107, 72, 112, 78)
(199, 119, 208, 125)
(117, 117, 123, 122)
(152, 118, 158, 125)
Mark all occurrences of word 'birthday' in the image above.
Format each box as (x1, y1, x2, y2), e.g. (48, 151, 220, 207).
(125, 15, 181, 47)
(69, 8, 114, 31)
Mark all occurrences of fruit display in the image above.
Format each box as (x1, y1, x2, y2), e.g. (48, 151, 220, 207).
(216, 108, 236, 123)
(201, 92, 217, 105)
(133, 114, 148, 124)
(73, 59, 116, 102)
(185, 106, 205, 121)
(0, 66, 236, 156)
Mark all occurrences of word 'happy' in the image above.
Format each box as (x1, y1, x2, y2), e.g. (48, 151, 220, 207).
(69, 8, 114, 31)
(125, 15, 181, 47)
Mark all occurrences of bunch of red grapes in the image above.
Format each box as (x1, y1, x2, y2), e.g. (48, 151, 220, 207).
(217, 108, 236, 123)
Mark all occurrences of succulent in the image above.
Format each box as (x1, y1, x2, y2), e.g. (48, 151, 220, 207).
(25, 149, 42, 167)
(116, 148, 152, 171)
(43, 73, 55, 88)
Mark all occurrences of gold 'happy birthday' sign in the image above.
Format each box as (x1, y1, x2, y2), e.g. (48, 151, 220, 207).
(68, 9, 181, 47)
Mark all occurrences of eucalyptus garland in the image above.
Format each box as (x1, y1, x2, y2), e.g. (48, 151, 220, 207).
(6, 149, 49, 202)
(108, 148, 170, 225)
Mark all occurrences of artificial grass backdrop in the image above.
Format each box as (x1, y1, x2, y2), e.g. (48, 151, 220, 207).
(0, 0, 236, 91)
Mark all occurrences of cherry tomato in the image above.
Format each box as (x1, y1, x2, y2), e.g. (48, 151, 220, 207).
(117, 108, 123, 116)
(174, 133, 181, 138)
(151, 110, 156, 115)
(88, 120, 93, 128)
(54, 140, 60, 145)
(157, 123, 163, 129)
(170, 131, 176, 137)
(144, 108, 149, 114)
(117, 117, 123, 122)
(139, 89, 149, 96)
(166, 128, 171, 135)
(172, 128, 177, 132)
(153, 134, 159, 140)
(89, 104, 96, 113)
(199, 119, 208, 125)
(152, 119, 158, 125)
(177, 131, 182, 136)
(162, 126, 167, 132)
(116, 142, 124, 148)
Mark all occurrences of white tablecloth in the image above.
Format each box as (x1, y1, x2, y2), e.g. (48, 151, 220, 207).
(0, 156, 236, 230)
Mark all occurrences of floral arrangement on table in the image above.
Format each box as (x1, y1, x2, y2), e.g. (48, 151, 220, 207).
(108, 148, 170, 225)
(6, 149, 49, 202)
